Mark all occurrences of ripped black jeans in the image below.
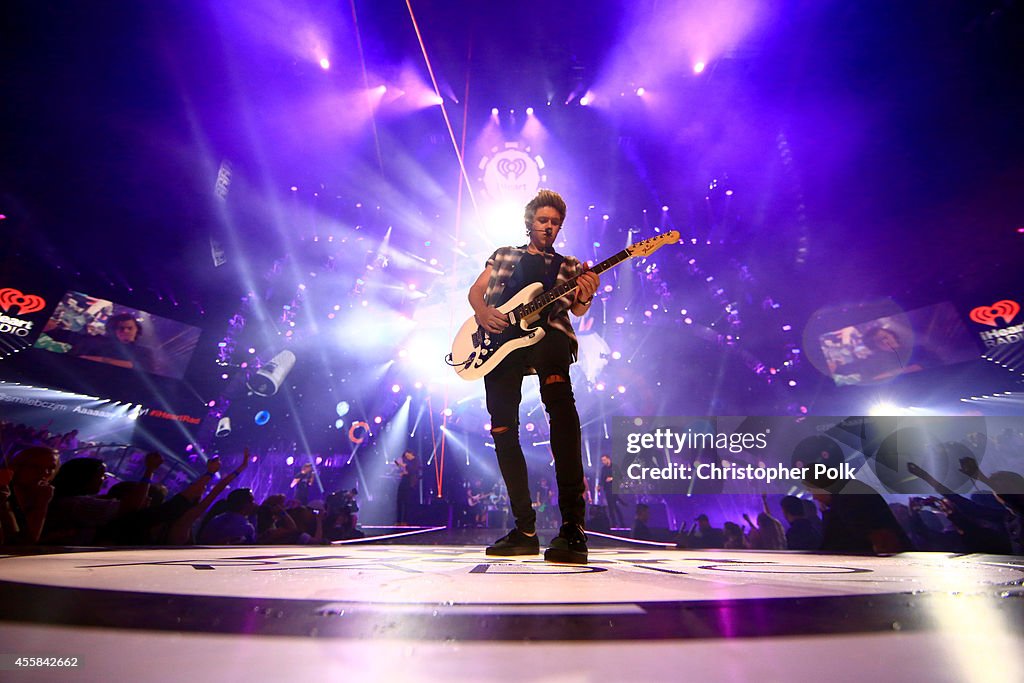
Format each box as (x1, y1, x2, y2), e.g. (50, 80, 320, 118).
(484, 329, 585, 534)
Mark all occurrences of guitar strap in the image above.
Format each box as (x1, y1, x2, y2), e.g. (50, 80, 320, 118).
(543, 252, 564, 291)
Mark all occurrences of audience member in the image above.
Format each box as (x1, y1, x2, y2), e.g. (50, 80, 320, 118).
(780, 495, 823, 550)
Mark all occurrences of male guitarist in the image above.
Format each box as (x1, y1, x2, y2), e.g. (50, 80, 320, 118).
(468, 189, 599, 563)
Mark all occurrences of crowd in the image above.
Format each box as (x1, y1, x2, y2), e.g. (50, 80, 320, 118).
(657, 459, 1023, 554)
(0, 421, 362, 547)
(4, 421, 1021, 554)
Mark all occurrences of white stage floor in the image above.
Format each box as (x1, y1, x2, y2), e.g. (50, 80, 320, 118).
(2, 545, 1023, 681)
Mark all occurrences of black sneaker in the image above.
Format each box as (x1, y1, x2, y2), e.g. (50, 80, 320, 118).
(486, 528, 540, 556)
(544, 523, 588, 564)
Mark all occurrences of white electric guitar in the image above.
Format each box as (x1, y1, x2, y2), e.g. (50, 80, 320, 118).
(448, 231, 680, 380)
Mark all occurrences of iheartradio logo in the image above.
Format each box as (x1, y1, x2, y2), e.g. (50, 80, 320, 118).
(0, 287, 47, 315)
(970, 300, 1020, 327)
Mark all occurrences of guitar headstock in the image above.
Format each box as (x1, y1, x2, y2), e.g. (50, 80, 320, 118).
(626, 230, 681, 258)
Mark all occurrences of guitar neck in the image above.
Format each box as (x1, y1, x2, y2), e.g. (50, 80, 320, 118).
(518, 248, 632, 319)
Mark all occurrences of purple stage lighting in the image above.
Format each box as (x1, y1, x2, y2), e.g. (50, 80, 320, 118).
(693, 61, 706, 74)
(319, 57, 330, 70)
(526, 107, 534, 115)
(286, 456, 294, 466)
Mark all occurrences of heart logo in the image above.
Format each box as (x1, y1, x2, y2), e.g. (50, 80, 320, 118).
(496, 158, 527, 180)
(0, 287, 47, 315)
(969, 300, 1020, 327)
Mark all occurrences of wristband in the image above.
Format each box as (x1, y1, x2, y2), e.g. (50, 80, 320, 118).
(576, 296, 592, 306)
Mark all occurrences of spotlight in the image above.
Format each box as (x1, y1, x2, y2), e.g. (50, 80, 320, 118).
(215, 417, 231, 438)
(869, 402, 909, 416)
(693, 61, 706, 74)
(526, 107, 534, 115)
(247, 350, 297, 397)
(636, 87, 646, 96)
(319, 57, 330, 70)
(286, 456, 294, 466)
(491, 107, 499, 116)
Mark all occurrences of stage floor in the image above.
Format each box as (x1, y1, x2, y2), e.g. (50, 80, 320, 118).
(2, 539, 1023, 681)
